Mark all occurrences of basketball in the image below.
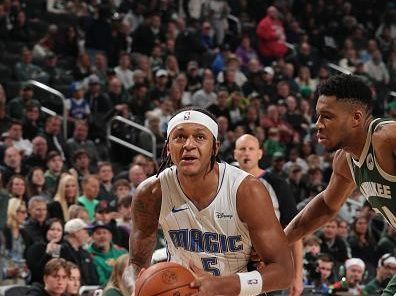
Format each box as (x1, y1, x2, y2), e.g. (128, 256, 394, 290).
(135, 262, 198, 296)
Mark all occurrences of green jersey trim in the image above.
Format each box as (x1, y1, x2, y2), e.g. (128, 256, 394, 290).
(351, 118, 381, 168)
(372, 120, 396, 182)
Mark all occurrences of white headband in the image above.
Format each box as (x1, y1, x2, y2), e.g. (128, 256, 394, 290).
(167, 110, 218, 139)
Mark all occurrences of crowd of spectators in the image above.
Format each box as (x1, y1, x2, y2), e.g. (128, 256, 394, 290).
(0, 0, 395, 295)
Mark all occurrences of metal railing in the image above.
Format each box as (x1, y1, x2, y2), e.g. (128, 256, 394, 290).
(228, 14, 241, 36)
(107, 115, 157, 160)
(327, 63, 352, 75)
(28, 80, 68, 139)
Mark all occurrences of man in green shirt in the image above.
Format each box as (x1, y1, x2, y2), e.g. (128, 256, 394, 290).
(87, 222, 127, 285)
(364, 254, 396, 296)
(44, 151, 64, 196)
(77, 175, 100, 221)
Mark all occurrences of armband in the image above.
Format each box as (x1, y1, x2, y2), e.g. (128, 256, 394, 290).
(237, 271, 263, 296)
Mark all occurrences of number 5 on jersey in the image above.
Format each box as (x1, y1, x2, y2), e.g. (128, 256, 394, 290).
(201, 257, 220, 276)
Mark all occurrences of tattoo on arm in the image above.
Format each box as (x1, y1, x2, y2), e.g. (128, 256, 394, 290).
(129, 186, 162, 271)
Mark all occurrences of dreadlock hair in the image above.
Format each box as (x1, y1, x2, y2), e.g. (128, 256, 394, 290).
(314, 74, 373, 114)
(157, 107, 219, 176)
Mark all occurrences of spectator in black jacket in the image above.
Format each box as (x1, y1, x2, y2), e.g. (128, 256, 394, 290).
(132, 12, 166, 55)
(47, 174, 80, 223)
(175, 19, 206, 70)
(234, 134, 304, 296)
(22, 196, 48, 248)
(84, 5, 113, 60)
(97, 162, 116, 209)
(85, 75, 113, 142)
(61, 218, 99, 285)
(64, 121, 99, 168)
(0, 146, 29, 185)
(317, 218, 350, 272)
(22, 104, 41, 141)
(40, 116, 65, 159)
(26, 218, 64, 284)
(23, 136, 48, 170)
(27, 258, 70, 296)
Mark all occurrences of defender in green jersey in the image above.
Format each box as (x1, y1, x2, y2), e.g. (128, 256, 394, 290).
(285, 74, 396, 296)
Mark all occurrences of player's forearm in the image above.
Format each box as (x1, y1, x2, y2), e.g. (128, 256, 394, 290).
(291, 239, 303, 281)
(128, 230, 157, 271)
(285, 194, 337, 244)
(259, 261, 294, 292)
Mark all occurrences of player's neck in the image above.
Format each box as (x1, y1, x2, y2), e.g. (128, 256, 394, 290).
(345, 116, 373, 159)
(177, 164, 219, 210)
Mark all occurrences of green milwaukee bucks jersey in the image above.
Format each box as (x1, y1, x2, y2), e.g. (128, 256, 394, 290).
(346, 118, 396, 229)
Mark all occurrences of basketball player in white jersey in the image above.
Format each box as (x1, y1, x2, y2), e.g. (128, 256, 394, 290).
(125, 107, 293, 295)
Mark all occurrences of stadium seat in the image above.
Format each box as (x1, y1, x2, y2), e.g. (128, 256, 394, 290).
(5, 41, 27, 55)
(0, 285, 30, 296)
(43, 12, 78, 28)
(0, 63, 13, 84)
(25, 0, 46, 18)
(0, 52, 21, 68)
(28, 20, 49, 41)
(79, 285, 102, 296)
(4, 81, 21, 99)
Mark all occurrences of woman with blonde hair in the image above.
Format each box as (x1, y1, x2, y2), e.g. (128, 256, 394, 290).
(48, 174, 79, 222)
(102, 254, 130, 296)
(2, 198, 30, 284)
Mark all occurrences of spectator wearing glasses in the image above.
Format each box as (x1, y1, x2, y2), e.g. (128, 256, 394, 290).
(2, 198, 29, 284)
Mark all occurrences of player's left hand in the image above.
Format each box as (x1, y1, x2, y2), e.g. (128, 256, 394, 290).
(288, 276, 304, 296)
(189, 261, 239, 296)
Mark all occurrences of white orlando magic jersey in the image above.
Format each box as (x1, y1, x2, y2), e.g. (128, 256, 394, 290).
(159, 162, 252, 276)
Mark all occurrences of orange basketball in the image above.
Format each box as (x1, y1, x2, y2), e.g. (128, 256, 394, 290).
(135, 262, 198, 296)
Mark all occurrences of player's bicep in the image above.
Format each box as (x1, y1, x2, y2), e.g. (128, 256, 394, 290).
(237, 177, 291, 265)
